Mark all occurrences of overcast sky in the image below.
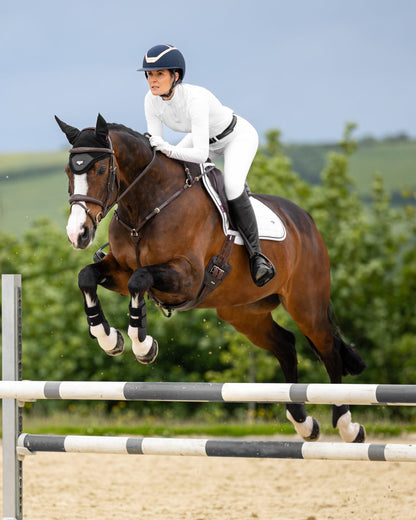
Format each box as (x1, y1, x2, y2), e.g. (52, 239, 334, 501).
(1, 0, 415, 153)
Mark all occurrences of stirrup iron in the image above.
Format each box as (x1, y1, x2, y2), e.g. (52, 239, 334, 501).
(249, 253, 276, 287)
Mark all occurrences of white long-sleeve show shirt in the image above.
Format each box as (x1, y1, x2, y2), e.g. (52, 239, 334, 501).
(144, 83, 234, 163)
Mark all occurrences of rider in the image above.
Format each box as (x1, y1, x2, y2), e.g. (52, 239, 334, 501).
(138, 44, 275, 287)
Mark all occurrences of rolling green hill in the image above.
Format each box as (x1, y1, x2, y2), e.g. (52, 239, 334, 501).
(0, 151, 69, 234)
(1, 137, 415, 235)
(285, 137, 416, 197)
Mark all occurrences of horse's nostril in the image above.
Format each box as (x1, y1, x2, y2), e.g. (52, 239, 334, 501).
(77, 226, 91, 249)
(80, 226, 89, 240)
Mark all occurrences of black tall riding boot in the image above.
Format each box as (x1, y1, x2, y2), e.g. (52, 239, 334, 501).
(228, 191, 276, 287)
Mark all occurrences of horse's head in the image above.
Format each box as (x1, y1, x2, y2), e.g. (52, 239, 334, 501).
(56, 114, 118, 249)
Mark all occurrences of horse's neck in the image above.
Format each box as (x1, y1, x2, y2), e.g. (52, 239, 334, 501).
(112, 132, 152, 178)
(114, 138, 184, 220)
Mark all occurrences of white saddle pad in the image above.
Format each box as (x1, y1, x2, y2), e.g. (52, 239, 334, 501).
(201, 166, 286, 245)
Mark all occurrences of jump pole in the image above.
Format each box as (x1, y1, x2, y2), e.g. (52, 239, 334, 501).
(1, 380, 416, 406)
(1, 274, 23, 520)
(16, 434, 416, 462)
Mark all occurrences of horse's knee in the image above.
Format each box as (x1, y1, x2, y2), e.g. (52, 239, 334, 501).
(78, 265, 99, 292)
(128, 269, 154, 295)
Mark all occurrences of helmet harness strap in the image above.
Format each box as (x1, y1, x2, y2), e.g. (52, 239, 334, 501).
(160, 72, 179, 99)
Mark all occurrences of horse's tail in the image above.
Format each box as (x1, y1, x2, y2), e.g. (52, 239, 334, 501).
(328, 301, 366, 376)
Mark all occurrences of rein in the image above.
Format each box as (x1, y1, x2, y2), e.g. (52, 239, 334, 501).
(114, 165, 198, 242)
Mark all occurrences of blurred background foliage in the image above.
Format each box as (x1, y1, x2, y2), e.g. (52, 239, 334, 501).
(1, 124, 416, 421)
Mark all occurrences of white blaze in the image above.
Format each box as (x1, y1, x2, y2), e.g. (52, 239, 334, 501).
(66, 174, 88, 245)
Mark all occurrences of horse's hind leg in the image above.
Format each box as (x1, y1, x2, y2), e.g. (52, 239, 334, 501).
(216, 305, 320, 441)
(285, 296, 366, 442)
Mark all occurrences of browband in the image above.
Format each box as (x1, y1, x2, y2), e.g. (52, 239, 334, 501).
(70, 147, 114, 154)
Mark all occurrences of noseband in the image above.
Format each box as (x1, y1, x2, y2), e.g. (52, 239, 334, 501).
(68, 136, 157, 230)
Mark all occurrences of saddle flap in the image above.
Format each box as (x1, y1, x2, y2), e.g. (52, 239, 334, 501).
(200, 163, 287, 244)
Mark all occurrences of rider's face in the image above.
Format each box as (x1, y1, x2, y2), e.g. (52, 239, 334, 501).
(147, 69, 177, 98)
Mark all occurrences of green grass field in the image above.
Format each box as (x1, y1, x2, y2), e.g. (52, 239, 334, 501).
(1, 409, 415, 438)
(285, 138, 416, 195)
(0, 150, 68, 175)
(348, 140, 416, 195)
(0, 151, 69, 234)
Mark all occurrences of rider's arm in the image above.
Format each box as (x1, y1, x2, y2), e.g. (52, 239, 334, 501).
(162, 95, 210, 163)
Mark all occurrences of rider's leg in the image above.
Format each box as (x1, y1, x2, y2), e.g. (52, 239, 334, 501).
(228, 190, 276, 287)
(222, 116, 275, 287)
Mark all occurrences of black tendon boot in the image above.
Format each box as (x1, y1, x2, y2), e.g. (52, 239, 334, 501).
(228, 191, 276, 287)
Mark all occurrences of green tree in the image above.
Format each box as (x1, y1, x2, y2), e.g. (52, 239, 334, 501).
(2, 123, 416, 420)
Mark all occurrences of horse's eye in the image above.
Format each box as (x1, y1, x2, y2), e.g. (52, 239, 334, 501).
(97, 165, 107, 175)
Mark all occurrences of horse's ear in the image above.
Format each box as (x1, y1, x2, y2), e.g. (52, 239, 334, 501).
(95, 113, 109, 144)
(55, 116, 81, 145)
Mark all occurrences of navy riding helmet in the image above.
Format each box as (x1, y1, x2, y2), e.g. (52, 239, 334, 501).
(138, 44, 186, 81)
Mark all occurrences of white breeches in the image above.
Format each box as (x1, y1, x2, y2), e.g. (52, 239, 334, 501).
(178, 115, 259, 200)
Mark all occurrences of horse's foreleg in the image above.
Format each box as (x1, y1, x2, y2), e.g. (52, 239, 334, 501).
(127, 269, 158, 364)
(128, 293, 159, 364)
(127, 259, 196, 364)
(78, 262, 125, 356)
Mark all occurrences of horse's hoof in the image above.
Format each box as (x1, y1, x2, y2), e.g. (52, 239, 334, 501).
(105, 330, 124, 356)
(353, 425, 366, 443)
(286, 411, 321, 442)
(303, 418, 320, 442)
(135, 338, 158, 364)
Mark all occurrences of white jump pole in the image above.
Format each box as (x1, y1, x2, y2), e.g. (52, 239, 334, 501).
(16, 434, 416, 462)
(1, 381, 416, 406)
(2, 274, 23, 520)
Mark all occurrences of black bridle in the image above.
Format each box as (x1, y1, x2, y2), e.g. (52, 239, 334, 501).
(68, 139, 117, 229)
(68, 137, 157, 230)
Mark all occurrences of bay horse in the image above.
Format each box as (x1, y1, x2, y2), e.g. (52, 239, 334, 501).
(56, 113, 366, 443)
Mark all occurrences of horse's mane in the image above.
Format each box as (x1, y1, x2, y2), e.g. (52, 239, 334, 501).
(107, 123, 146, 142)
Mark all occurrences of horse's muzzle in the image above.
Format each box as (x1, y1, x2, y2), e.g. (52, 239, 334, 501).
(67, 224, 95, 250)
